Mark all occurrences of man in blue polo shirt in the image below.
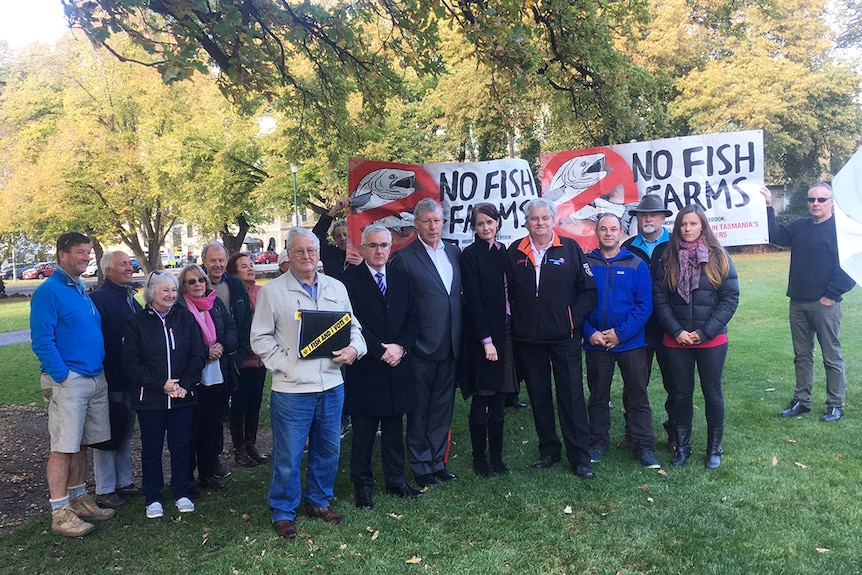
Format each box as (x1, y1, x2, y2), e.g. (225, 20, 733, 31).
(31, 232, 115, 537)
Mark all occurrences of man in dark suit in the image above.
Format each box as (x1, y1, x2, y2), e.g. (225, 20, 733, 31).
(390, 198, 462, 487)
(343, 224, 422, 508)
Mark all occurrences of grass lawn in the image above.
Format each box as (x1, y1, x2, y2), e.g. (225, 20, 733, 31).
(2, 251, 862, 574)
(0, 299, 31, 333)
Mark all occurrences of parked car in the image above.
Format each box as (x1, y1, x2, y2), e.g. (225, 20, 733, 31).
(2, 265, 32, 280)
(252, 251, 279, 264)
(160, 253, 185, 269)
(129, 257, 143, 273)
(22, 262, 58, 280)
(83, 258, 98, 278)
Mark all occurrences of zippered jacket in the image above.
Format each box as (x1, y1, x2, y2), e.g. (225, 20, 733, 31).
(582, 248, 652, 352)
(122, 305, 207, 410)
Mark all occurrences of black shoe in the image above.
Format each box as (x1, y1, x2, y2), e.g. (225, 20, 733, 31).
(415, 473, 438, 488)
(199, 476, 224, 490)
(531, 455, 560, 469)
(506, 399, 529, 409)
(779, 401, 810, 417)
(214, 462, 231, 478)
(820, 407, 844, 422)
(574, 464, 596, 479)
(354, 486, 373, 509)
(616, 435, 635, 450)
(435, 468, 459, 482)
(473, 457, 495, 478)
(385, 483, 423, 499)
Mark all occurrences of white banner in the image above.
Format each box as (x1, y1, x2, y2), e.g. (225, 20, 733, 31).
(346, 157, 538, 250)
(540, 130, 768, 250)
(830, 147, 862, 285)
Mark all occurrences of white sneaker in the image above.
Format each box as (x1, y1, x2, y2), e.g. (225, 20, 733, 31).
(146, 501, 164, 519)
(175, 497, 195, 513)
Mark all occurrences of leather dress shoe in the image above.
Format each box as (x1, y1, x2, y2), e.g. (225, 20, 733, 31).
(820, 407, 844, 422)
(415, 473, 438, 487)
(386, 483, 423, 499)
(506, 399, 529, 409)
(434, 468, 459, 482)
(779, 401, 810, 417)
(574, 464, 596, 479)
(116, 484, 142, 498)
(354, 486, 373, 509)
(531, 455, 560, 469)
(274, 519, 297, 539)
(96, 492, 126, 509)
(305, 503, 343, 524)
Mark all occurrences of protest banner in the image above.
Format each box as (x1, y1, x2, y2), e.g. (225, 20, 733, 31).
(346, 157, 538, 251)
(541, 130, 768, 250)
(829, 148, 862, 285)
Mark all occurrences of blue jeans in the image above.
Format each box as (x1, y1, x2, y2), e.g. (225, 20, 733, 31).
(269, 385, 343, 523)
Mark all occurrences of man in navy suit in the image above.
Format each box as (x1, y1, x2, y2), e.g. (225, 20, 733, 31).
(390, 198, 463, 487)
(342, 224, 422, 508)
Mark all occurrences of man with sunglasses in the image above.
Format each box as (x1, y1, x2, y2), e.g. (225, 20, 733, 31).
(763, 183, 856, 422)
(31, 232, 116, 536)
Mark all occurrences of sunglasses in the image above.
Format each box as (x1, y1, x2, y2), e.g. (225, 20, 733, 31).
(185, 277, 207, 286)
(145, 271, 166, 289)
(807, 197, 831, 203)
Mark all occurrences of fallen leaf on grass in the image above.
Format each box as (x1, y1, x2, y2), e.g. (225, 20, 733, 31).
(339, 544, 348, 550)
(836, 454, 843, 461)
(241, 513, 250, 520)
(816, 548, 829, 553)
(406, 556, 422, 564)
(647, 497, 654, 503)
(658, 469, 668, 477)
(371, 531, 380, 541)
(522, 440, 529, 444)
(386, 513, 403, 520)
(765, 388, 775, 392)
(639, 484, 649, 491)
(786, 439, 799, 444)
(793, 461, 809, 469)
(366, 526, 375, 533)
(563, 505, 572, 514)
(772, 456, 778, 466)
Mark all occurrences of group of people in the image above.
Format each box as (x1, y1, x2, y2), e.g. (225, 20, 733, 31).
(30, 180, 853, 539)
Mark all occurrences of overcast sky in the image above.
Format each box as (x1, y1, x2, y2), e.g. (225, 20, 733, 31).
(0, 0, 69, 51)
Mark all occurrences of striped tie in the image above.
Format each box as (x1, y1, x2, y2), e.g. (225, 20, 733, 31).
(375, 272, 386, 297)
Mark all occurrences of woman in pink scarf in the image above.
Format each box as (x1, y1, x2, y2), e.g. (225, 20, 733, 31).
(177, 265, 237, 490)
(226, 252, 269, 467)
(653, 205, 739, 469)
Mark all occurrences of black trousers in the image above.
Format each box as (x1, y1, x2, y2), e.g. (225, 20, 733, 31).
(350, 414, 407, 488)
(190, 383, 227, 481)
(586, 348, 655, 452)
(516, 339, 590, 467)
(667, 343, 727, 431)
(645, 334, 675, 425)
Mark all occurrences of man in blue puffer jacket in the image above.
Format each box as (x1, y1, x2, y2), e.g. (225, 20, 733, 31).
(583, 214, 658, 468)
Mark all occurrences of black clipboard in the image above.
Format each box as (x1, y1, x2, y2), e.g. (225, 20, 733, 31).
(296, 309, 351, 359)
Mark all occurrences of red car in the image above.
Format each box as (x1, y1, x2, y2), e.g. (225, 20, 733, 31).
(252, 251, 280, 264)
(22, 262, 58, 280)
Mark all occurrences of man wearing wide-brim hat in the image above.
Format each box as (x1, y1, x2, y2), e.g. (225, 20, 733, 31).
(621, 194, 676, 453)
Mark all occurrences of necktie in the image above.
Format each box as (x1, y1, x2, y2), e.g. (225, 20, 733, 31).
(375, 272, 386, 297)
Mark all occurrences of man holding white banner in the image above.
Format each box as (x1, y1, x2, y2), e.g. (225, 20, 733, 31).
(762, 184, 855, 422)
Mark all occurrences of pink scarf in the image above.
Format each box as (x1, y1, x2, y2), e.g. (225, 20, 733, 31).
(184, 291, 218, 348)
(677, 237, 709, 303)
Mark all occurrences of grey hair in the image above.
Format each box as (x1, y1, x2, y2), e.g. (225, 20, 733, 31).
(201, 241, 228, 261)
(809, 181, 833, 196)
(287, 227, 321, 250)
(178, 264, 212, 294)
(413, 198, 443, 219)
(100, 250, 125, 271)
(143, 272, 178, 305)
(330, 219, 348, 236)
(524, 198, 557, 221)
(361, 224, 392, 245)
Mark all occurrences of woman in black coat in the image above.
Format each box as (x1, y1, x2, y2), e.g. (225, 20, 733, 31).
(460, 203, 518, 477)
(653, 204, 739, 469)
(123, 272, 207, 518)
(177, 264, 237, 490)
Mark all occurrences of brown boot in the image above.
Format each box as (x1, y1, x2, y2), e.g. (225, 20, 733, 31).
(246, 440, 269, 464)
(52, 505, 95, 537)
(69, 495, 115, 521)
(231, 425, 257, 467)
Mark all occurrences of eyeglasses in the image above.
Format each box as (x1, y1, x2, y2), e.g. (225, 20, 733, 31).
(185, 277, 207, 286)
(417, 218, 446, 226)
(807, 197, 831, 203)
(290, 248, 319, 256)
(363, 242, 391, 250)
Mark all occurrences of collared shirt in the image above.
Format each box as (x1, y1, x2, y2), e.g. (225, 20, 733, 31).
(629, 227, 670, 259)
(365, 262, 386, 288)
(289, 268, 319, 302)
(529, 236, 553, 290)
(419, 238, 454, 294)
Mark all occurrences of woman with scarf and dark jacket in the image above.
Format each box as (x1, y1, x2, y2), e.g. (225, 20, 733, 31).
(459, 203, 517, 477)
(176, 264, 237, 490)
(123, 272, 207, 518)
(653, 204, 739, 469)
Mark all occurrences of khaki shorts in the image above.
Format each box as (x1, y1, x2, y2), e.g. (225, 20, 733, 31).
(41, 371, 110, 453)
